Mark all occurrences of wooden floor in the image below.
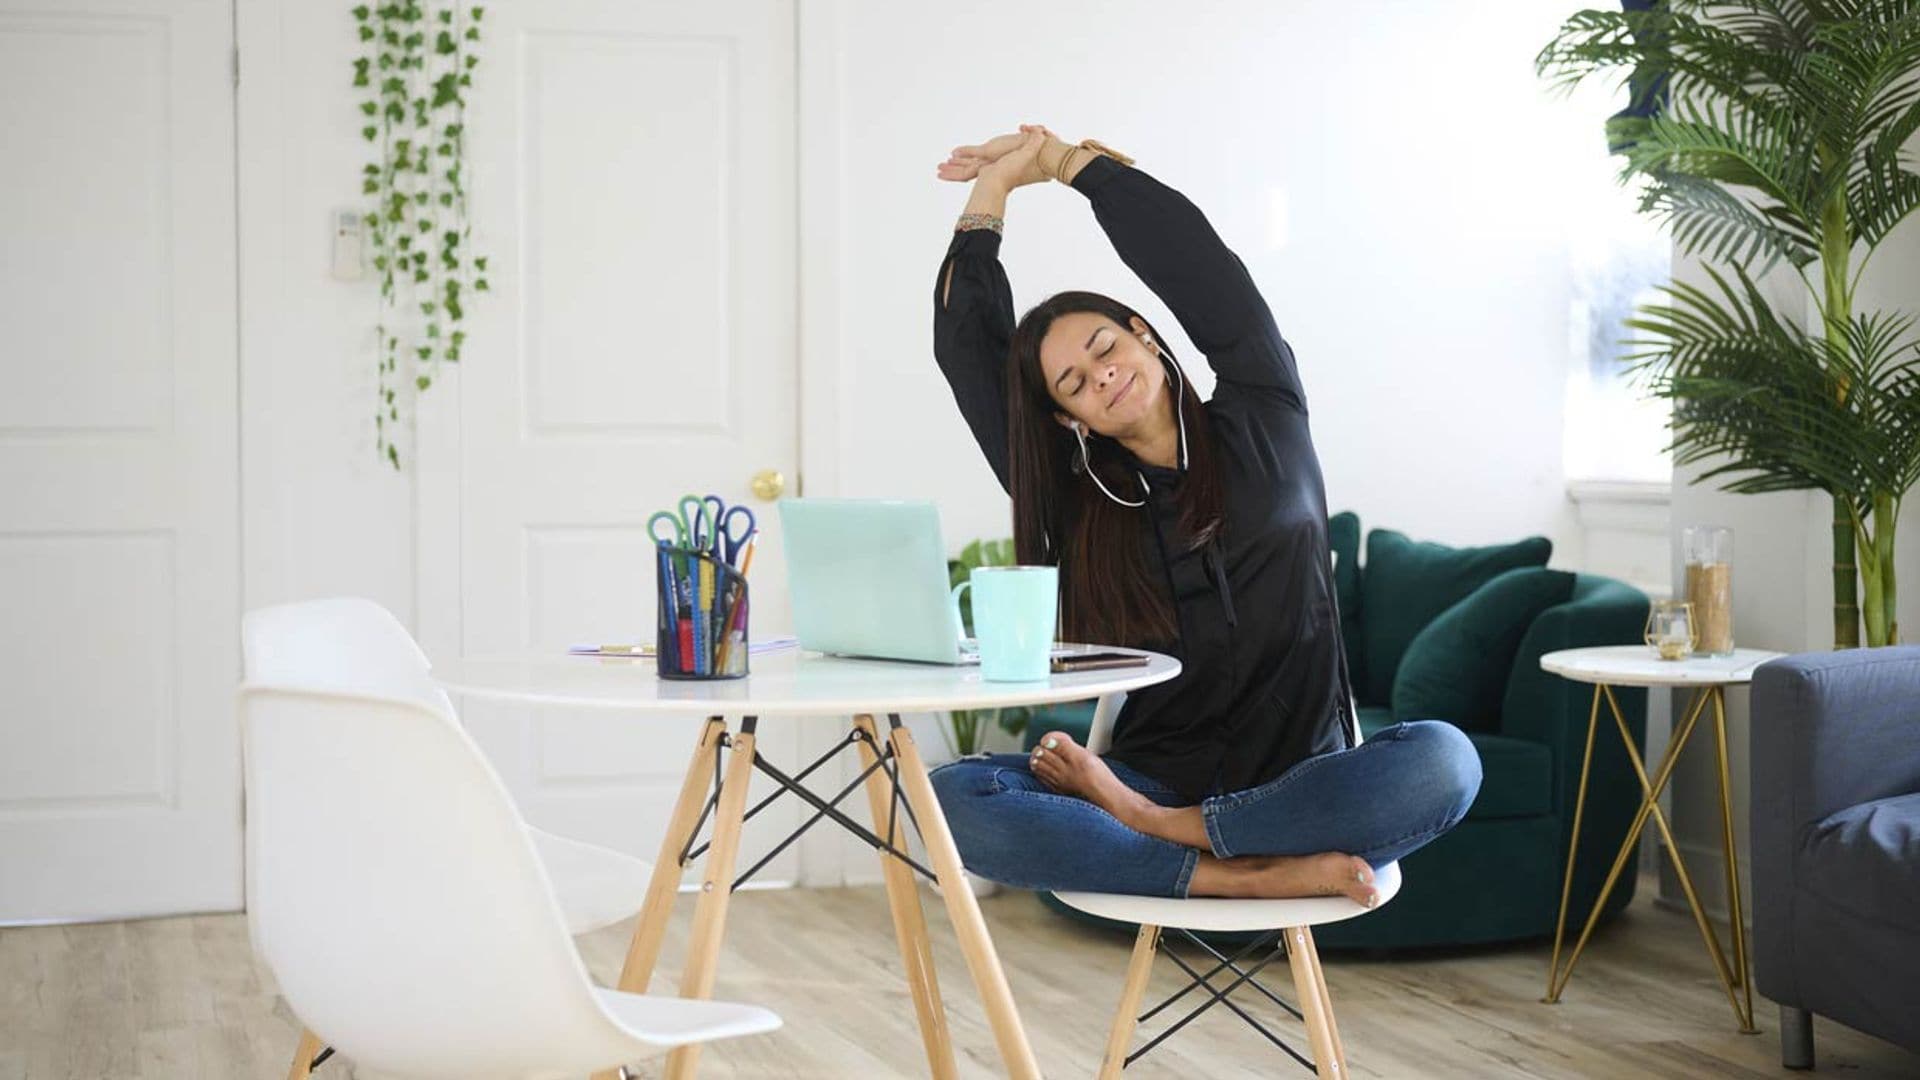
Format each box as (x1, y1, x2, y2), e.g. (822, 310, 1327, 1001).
(1, 879, 1914, 1079)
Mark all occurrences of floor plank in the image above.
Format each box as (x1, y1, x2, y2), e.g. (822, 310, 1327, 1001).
(0, 879, 1913, 1078)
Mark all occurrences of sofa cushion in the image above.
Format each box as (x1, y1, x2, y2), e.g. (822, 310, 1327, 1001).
(1328, 511, 1364, 693)
(1358, 708, 1551, 820)
(1392, 567, 1577, 733)
(1801, 792, 1920, 930)
(1359, 528, 1552, 705)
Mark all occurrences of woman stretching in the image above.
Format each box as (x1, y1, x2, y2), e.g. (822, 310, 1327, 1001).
(928, 126, 1482, 906)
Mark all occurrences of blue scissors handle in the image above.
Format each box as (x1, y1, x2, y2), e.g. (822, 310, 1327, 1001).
(714, 504, 757, 564)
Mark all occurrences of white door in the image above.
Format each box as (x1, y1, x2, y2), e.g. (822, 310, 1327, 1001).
(419, 0, 804, 877)
(0, 0, 240, 921)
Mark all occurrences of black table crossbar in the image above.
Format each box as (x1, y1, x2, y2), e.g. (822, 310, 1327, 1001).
(684, 729, 862, 864)
(731, 751, 890, 891)
(746, 750, 938, 883)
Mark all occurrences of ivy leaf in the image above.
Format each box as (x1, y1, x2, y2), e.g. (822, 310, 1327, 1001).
(439, 192, 453, 206)
(417, 220, 432, 234)
(451, 329, 467, 345)
(420, 300, 437, 315)
(471, 7, 484, 21)
(358, 26, 375, 42)
(362, 162, 379, 176)
(446, 295, 464, 320)
(362, 179, 379, 195)
(362, 125, 378, 141)
(396, 234, 412, 251)
(474, 256, 488, 272)
(413, 191, 428, 205)
(416, 345, 432, 360)
(436, 30, 455, 55)
(416, 375, 431, 391)
(464, 27, 478, 41)
(388, 444, 400, 468)
(438, 8, 452, 22)
(425, 323, 440, 339)
(464, 54, 478, 70)
(474, 278, 489, 292)
(413, 269, 429, 283)
(431, 73, 459, 108)
(373, 255, 389, 271)
(352, 4, 369, 18)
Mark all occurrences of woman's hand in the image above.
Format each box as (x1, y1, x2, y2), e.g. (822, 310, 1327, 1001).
(937, 124, 1061, 190)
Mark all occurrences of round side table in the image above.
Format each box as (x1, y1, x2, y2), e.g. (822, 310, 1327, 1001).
(1537, 645, 1783, 1033)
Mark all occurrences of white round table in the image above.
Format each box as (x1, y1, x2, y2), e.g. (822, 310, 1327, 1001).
(433, 646, 1179, 1080)
(1537, 644, 1783, 1035)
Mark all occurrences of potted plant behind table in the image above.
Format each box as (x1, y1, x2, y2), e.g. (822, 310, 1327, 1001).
(1539, 0, 1920, 647)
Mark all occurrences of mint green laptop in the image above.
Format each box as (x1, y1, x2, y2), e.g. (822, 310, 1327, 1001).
(778, 498, 977, 664)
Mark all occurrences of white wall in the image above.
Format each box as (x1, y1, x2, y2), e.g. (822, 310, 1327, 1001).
(824, 0, 1598, 562)
(238, 0, 415, 622)
(240, 0, 1630, 632)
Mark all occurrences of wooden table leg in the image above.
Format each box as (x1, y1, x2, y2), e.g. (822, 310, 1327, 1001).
(1098, 924, 1161, 1080)
(887, 718, 1042, 1080)
(663, 719, 759, 1080)
(615, 716, 727, 994)
(853, 714, 957, 1079)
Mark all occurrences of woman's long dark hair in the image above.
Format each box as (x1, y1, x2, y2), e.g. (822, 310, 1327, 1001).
(1006, 291, 1225, 648)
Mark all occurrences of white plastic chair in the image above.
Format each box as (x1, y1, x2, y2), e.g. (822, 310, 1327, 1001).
(1053, 694, 1400, 1078)
(242, 683, 779, 1079)
(240, 598, 652, 939)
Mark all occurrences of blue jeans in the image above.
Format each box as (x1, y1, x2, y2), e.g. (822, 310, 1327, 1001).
(928, 719, 1482, 897)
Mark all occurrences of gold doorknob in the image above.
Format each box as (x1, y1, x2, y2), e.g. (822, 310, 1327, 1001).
(750, 469, 785, 502)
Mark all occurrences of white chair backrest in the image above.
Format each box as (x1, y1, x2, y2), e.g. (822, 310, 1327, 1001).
(241, 597, 453, 715)
(242, 685, 626, 1076)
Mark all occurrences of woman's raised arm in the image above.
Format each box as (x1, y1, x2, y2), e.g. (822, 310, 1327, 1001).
(1063, 145, 1306, 410)
(933, 178, 1018, 493)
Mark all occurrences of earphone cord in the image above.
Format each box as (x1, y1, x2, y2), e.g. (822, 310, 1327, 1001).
(1072, 344, 1186, 508)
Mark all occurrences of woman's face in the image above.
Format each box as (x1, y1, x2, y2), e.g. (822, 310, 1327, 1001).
(1037, 312, 1167, 438)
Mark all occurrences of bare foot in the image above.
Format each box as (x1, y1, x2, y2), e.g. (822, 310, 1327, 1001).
(1191, 851, 1379, 907)
(1028, 730, 1153, 823)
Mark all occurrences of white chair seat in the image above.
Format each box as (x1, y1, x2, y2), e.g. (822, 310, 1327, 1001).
(590, 987, 781, 1047)
(1054, 860, 1401, 933)
(529, 826, 654, 936)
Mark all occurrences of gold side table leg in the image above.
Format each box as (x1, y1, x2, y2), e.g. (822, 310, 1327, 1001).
(1547, 684, 1712, 1000)
(1709, 686, 1758, 1032)
(1603, 685, 1748, 1028)
(1544, 683, 1604, 1003)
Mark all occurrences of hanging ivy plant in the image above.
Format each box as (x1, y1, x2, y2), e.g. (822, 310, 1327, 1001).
(352, 1, 490, 469)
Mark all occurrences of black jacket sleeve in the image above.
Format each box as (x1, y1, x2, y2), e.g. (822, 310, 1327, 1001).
(1070, 155, 1307, 411)
(932, 227, 1016, 493)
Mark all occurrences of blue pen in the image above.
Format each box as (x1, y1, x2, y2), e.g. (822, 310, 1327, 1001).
(656, 542, 680, 672)
(690, 553, 709, 676)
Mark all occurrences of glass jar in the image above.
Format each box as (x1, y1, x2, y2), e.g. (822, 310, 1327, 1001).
(1645, 599, 1697, 661)
(1683, 525, 1734, 656)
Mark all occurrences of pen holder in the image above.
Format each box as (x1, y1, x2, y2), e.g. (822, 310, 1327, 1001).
(655, 544, 749, 680)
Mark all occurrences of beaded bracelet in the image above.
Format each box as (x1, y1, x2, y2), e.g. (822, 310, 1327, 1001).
(955, 212, 1004, 234)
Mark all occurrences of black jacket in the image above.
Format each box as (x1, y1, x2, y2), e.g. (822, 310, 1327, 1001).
(932, 154, 1353, 801)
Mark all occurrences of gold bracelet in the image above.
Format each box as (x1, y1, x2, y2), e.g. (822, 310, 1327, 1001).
(1054, 144, 1084, 182)
(1077, 138, 1135, 166)
(1038, 137, 1071, 182)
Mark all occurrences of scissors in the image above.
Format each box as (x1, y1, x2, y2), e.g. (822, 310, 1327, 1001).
(701, 495, 758, 566)
(647, 494, 711, 551)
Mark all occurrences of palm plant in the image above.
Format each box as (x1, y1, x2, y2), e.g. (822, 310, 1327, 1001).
(1539, 0, 1920, 647)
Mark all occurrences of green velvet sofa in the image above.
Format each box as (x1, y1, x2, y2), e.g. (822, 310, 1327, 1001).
(1025, 519, 1650, 950)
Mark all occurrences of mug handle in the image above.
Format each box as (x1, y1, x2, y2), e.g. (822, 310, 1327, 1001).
(950, 580, 971, 645)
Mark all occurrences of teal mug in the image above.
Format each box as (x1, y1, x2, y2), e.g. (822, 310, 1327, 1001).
(951, 566, 1059, 682)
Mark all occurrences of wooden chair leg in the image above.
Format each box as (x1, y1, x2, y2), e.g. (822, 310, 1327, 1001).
(1285, 927, 1340, 1078)
(1098, 923, 1162, 1080)
(853, 714, 957, 1079)
(285, 1028, 324, 1080)
(1301, 928, 1348, 1077)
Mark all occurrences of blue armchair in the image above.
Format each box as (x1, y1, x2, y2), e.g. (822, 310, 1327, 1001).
(1751, 647, 1920, 1068)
